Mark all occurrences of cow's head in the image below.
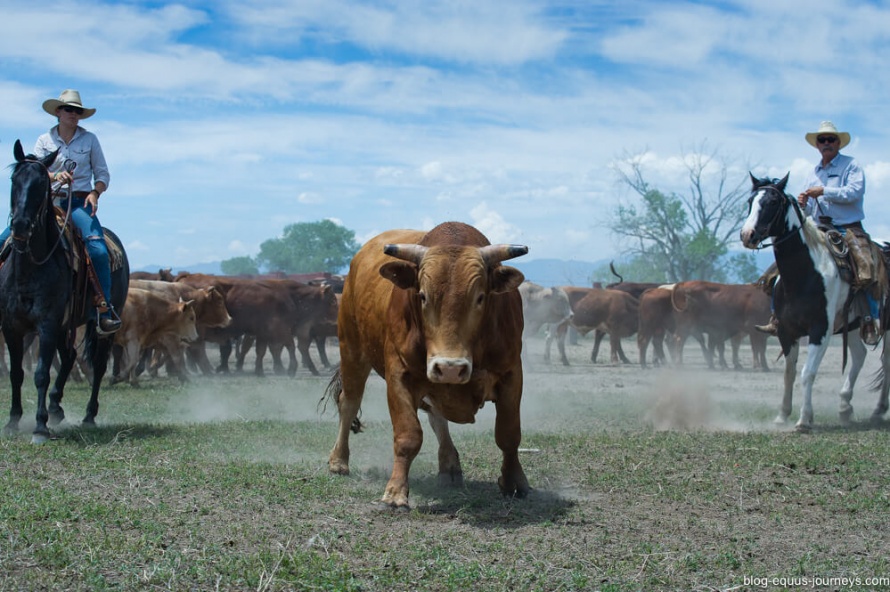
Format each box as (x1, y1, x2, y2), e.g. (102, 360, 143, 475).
(177, 297, 199, 342)
(380, 243, 526, 384)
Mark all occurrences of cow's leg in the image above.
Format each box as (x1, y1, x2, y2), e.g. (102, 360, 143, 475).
(731, 334, 744, 370)
(427, 411, 463, 487)
(591, 329, 606, 363)
(236, 335, 253, 373)
(189, 342, 214, 375)
(871, 338, 890, 423)
(615, 336, 632, 364)
(381, 376, 423, 508)
(283, 340, 298, 377)
(838, 337, 867, 424)
(555, 322, 570, 366)
(638, 332, 651, 369)
(217, 340, 233, 374)
(253, 338, 267, 376)
(797, 340, 831, 432)
(494, 371, 529, 499)
(750, 332, 769, 371)
(295, 332, 319, 376)
(315, 335, 330, 368)
(653, 331, 667, 366)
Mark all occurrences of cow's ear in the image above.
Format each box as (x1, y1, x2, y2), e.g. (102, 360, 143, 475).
(379, 261, 417, 290)
(490, 266, 525, 294)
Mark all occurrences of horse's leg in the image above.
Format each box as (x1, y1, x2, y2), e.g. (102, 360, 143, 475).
(872, 338, 890, 423)
(3, 333, 25, 434)
(83, 333, 113, 425)
(796, 341, 831, 432)
(32, 330, 61, 443)
(776, 341, 799, 424)
(47, 342, 77, 426)
(838, 337, 867, 424)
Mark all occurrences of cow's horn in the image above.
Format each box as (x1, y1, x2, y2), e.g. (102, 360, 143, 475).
(384, 243, 428, 264)
(479, 244, 529, 264)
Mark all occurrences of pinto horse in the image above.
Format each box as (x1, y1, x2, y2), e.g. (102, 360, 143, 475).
(1, 140, 129, 443)
(739, 173, 889, 432)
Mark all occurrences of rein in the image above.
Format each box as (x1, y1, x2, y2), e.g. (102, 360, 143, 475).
(751, 185, 804, 250)
(13, 158, 72, 266)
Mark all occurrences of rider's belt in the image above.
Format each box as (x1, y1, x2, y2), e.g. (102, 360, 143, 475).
(838, 221, 864, 231)
(53, 191, 91, 199)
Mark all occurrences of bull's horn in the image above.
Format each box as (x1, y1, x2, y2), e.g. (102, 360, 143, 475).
(384, 243, 428, 264)
(479, 244, 528, 264)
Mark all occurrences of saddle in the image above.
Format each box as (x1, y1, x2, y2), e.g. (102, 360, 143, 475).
(0, 209, 125, 321)
(816, 217, 888, 340)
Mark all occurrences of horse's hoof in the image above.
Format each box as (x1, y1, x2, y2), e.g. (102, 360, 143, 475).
(31, 432, 50, 445)
(438, 471, 465, 488)
(794, 423, 813, 434)
(48, 412, 65, 427)
(838, 411, 854, 426)
(773, 415, 788, 425)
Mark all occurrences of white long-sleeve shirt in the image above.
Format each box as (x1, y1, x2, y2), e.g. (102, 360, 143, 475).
(800, 153, 865, 226)
(34, 125, 110, 196)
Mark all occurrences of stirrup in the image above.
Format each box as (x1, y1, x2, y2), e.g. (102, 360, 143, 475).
(96, 305, 121, 336)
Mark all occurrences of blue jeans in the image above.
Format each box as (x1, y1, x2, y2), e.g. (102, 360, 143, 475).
(0, 197, 114, 316)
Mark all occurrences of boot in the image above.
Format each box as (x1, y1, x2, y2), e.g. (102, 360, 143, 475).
(97, 307, 121, 335)
(755, 313, 779, 336)
(861, 316, 880, 346)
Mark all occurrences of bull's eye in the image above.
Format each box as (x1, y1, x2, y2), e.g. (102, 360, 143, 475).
(418, 291, 427, 305)
(476, 293, 485, 306)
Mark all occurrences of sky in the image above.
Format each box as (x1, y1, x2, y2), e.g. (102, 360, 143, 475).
(2, 0, 890, 274)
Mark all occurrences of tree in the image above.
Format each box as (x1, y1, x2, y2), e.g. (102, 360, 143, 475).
(220, 256, 259, 276)
(255, 219, 360, 274)
(609, 146, 758, 283)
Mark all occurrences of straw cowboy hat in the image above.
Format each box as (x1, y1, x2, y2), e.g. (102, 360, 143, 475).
(42, 89, 96, 119)
(805, 121, 850, 149)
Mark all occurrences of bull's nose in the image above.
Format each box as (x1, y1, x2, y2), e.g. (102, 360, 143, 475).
(427, 357, 472, 384)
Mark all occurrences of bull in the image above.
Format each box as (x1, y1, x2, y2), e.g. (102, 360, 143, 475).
(323, 222, 529, 508)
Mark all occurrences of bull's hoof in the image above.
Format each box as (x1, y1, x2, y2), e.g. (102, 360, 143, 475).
(438, 470, 464, 488)
(329, 461, 350, 476)
(869, 414, 886, 426)
(838, 409, 854, 426)
(372, 500, 410, 512)
(498, 476, 531, 499)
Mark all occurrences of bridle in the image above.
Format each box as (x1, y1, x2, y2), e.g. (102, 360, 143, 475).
(10, 157, 73, 265)
(746, 184, 804, 250)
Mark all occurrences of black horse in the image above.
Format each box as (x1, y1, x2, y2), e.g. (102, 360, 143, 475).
(1, 140, 129, 443)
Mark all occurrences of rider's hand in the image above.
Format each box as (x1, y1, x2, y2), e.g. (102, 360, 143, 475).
(86, 193, 99, 217)
(51, 170, 72, 185)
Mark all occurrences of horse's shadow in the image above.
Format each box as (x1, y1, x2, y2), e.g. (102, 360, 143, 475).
(47, 422, 176, 446)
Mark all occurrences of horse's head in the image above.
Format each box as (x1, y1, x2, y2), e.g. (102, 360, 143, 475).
(10, 140, 57, 243)
(740, 172, 799, 249)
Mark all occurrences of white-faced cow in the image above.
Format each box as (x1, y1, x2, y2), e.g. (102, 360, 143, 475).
(518, 281, 572, 363)
(323, 222, 529, 508)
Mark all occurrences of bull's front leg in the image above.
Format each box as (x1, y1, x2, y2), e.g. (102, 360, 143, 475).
(382, 376, 423, 508)
(426, 411, 463, 487)
(494, 372, 530, 498)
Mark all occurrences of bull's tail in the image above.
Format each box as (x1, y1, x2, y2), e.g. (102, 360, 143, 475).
(609, 261, 623, 283)
(317, 364, 363, 433)
(670, 284, 688, 312)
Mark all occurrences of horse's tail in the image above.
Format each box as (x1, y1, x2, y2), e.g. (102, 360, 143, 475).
(82, 322, 99, 372)
(317, 364, 363, 433)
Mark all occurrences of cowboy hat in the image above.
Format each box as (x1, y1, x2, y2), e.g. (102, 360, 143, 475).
(42, 89, 96, 119)
(805, 120, 850, 149)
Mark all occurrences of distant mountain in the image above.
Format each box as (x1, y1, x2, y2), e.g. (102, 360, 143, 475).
(511, 258, 609, 288)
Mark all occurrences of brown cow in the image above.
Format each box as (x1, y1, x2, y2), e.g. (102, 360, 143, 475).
(323, 222, 529, 508)
(129, 279, 233, 379)
(112, 288, 198, 385)
(518, 281, 572, 363)
(669, 281, 771, 371)
(636, 285, 710, 369)
(546, 287, 638, 365)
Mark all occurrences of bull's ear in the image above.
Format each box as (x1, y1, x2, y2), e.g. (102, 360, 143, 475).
(379, 261, 417, 290)
(490, 266, 525, 294)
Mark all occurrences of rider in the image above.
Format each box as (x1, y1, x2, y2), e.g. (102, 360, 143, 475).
(0, 89, 120, 334)
(756, 121, 880, 345)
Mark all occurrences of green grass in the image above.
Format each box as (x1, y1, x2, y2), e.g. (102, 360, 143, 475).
(0, 362, 889, 591)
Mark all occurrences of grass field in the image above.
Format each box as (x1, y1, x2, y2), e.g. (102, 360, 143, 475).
(1, 337, 889, 591)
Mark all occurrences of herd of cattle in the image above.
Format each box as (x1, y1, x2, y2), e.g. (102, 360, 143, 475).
(520, 274, 773, 372)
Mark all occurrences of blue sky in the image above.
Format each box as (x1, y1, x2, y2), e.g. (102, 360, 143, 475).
(2, 0, 890, 272)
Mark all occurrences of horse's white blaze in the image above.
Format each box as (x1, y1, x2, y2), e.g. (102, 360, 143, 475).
(739, 191, 765, 247)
